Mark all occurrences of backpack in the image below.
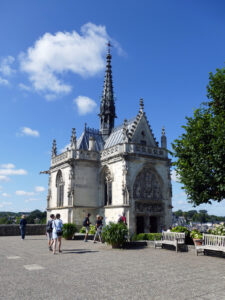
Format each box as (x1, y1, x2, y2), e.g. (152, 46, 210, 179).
(46, 220, 53, 233)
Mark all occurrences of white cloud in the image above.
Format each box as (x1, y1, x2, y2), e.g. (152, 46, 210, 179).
(35, 186, 45, 192)
(0, 169, 27, 176)
(0, 164, 27, 181)
(1, 163, 15, 169)
(2, 193, 10, 197)
(18, 83, 31, 91)
(171, 169, 180, 182)
(0, 201, 12, 208)
(25, 198, 40, 203)
(20, 127, 40, 137)
(19, 23, 113, 98)
(0, 76, 9, 86)
(15, 190, 35, 196)
(74, 95, 97, 115)
(0, 175, 10, 182)
(0, 56, 15, 76)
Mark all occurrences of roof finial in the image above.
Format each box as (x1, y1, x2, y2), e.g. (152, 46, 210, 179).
(161, 126, 167, 149)
(51, 139, 57, 158)
(71, 128, 76, 150)
(140, 98, 144, 112)
(122, 118, 129, 143)
(84, 123, 87, 132)
(107, 41, 112, 54)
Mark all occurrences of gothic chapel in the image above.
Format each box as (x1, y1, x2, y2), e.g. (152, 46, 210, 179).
(46, 44, 172, 234)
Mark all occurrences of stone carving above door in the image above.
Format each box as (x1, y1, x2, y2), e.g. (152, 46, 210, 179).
(135, 202, 163, 214)
(133, 168, 162, 201)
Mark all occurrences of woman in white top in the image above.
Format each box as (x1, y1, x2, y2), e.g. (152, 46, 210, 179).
(52, 213, 63, 254)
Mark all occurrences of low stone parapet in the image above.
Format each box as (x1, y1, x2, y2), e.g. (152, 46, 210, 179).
(0, 224, 46, 236)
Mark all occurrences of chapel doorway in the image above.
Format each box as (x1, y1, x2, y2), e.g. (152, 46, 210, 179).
(136, 216, 144, 234)
(149, 216, 158, 233)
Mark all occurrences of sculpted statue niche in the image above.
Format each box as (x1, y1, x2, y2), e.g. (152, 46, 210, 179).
(133, 168, 162, 201)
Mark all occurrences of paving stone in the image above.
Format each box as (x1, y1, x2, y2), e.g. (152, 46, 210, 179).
(0, 235, 225, 300)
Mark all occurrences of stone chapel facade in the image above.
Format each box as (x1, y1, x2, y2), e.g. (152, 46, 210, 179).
(46, 45, 172, 234)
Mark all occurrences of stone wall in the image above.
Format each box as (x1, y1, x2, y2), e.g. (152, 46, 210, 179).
(0, 224, 46, 236)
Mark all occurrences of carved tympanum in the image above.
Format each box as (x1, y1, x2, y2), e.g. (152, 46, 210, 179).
(135, 202, 163, 213)
(133, 168, 162, 201)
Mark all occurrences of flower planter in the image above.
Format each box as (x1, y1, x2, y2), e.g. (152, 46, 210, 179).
(193, 239, 203, 246)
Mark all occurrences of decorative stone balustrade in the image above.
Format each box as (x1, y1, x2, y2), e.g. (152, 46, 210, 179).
(51, 151, 69, 165)
(76, 150, 99, 161)
(51, 149, 99, 166)
(101, 143, 167, 160)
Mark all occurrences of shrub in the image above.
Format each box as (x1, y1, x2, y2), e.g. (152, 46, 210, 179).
(171, 226, 190, 235)
(209, 224, 225, 236)
(190, 229, 203, 239)
(79, 225, 96, 234)
(62, 223, 77, 240)
(102, 222, 128, 248)
(171, 226, 192, 244)
(131, 233, 162, 241)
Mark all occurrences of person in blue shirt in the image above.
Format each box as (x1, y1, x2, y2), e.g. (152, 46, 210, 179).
(52, 213, 63, 254)
(19, 215, 27, 240)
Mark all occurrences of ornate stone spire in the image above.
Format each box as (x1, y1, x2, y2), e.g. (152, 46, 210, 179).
(51, 139, 57, 157)
(139, 98, 144, 113)
(122, 118, 129, 143)
(99, 41, 116, 139)
(161, 126, 167, 149)
(70, 128, 76, 150)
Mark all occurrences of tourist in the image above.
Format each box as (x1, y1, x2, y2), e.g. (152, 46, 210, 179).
(167, 226, 172, 232)
(52, 213, 63, 254)
(83, 213, 91, 242)
(118, 212, 127, 225)
(93, 215, 103, 243)
(46, 214, 55, 251)
(19, 215, 27, 240)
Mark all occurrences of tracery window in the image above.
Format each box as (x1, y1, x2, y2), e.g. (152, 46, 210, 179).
(56, 170, 64, 207)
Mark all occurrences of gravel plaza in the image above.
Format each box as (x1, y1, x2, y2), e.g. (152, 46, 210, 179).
(0, 236, 225, 300)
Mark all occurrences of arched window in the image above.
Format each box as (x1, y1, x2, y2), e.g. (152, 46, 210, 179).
(56, 170, 64, 207)
(103, 168, 112, 206)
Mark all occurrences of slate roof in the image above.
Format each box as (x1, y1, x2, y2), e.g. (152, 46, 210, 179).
(77, 127, 104, 151)
(104, 117, 136, 149)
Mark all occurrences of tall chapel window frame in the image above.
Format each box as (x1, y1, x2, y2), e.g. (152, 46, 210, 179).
(103, 169, 112, 206)
(56, 170, 64, 207)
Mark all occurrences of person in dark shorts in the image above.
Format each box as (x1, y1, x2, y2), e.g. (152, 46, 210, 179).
(83, 213, 91, 242)
(19, 215, 27, 240)
(52, 214, 63, 254)
(46, 214, 55, 251)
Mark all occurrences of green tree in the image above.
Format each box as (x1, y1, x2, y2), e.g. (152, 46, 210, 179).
(172, 66, 225, 206)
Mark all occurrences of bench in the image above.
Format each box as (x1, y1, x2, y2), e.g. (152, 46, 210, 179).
(195, 234, 225, 256)
(154, 231, 185, 252)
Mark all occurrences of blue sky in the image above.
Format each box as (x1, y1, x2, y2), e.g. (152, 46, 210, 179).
(0, 0, 224, 214)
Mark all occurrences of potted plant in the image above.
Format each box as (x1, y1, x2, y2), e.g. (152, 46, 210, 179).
(102, 222, 128, 248)
(190, 229, 203, 246)
(62, 223, 77, 240)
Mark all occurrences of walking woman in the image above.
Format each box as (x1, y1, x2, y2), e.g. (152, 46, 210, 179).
(93, 215, 103, 243)
(52, 213, 63, 254)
